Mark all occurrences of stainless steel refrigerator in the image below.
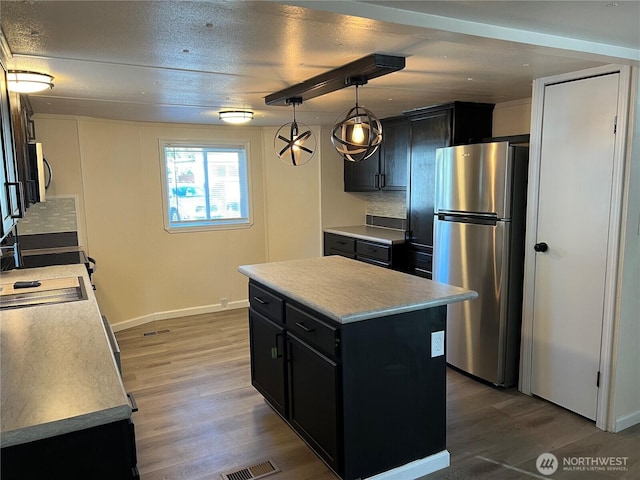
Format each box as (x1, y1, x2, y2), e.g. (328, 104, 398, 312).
(433, 141, 529, 387)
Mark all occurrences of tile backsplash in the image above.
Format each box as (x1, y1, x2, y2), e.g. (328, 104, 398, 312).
(17, 197, 78, 235)
(364, 191, 406, 220)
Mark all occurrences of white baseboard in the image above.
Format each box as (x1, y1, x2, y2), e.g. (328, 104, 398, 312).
(110, 300, 249, 332)
(365, 450, 450, 480)
(614, 410, 640, 432)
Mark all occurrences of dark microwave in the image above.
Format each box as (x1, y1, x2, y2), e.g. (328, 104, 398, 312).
(26, 142, 52, 204)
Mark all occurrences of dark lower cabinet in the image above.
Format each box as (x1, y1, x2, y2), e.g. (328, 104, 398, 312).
(1, 418, 139, 480)
(288, 334, 340, 471)
(249, 309, 287, 416)
(247, 280, 447, 480)
(323, 232, 405, 270)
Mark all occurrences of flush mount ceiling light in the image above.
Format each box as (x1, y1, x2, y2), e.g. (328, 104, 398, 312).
(274, 97, 316, 167)
(219, 110, 254, 124)
(7, 70, 54, 93)
(331, 78, 382, 162)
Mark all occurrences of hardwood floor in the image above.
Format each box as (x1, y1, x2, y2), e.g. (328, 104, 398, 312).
(116, 310, 639, 480)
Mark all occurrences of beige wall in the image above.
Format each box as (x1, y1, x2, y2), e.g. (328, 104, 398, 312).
(33, 116, 271, 329)
(319, 124, 368, 228)
(262, 126, 323, 262)
(493, 98, 532, 137)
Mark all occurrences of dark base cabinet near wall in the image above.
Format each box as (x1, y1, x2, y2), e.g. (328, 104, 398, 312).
(404, 102, 494, 279)
(247, 279, 448, 480)
(323, 232, 405, 269)
(1, 420, 139, 480)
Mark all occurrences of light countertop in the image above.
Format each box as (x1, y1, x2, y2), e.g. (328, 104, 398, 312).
(0, 264, 131, 448)
(238, 256, 477, 323)
(324, 225, 406, 244)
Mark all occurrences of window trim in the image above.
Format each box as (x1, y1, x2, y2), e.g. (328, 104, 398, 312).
(159, 138, 253, 233)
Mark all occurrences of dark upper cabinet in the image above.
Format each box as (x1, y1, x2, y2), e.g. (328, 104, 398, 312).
(405, 102, 494, 276)
(1, 59, 23, 240)
(344, 116, 409, 192)
(10, 93, 38, 207)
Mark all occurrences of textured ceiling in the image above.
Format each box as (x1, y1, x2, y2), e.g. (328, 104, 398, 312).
(1, 0, 638, 127)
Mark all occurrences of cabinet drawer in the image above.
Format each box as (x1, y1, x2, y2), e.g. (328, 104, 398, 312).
(249, 282, 284, 324)
(409, 250, 432, 273)
(286, 304, 339, 357)
(327, 249, 356, 259)
(324, 233, 356, 255)
(356, 241, 391, 263)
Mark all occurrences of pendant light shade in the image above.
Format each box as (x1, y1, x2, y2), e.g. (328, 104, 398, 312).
(7, 70, 54, 93)
(331, 83, 382, 162)
(274, 98, 316, 166)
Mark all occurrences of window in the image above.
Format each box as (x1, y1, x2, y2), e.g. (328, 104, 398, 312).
(160, 141, 252, 231)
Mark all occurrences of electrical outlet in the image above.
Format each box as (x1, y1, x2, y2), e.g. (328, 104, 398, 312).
(431, 331, 445, 358)
(221, 297, 228, 308)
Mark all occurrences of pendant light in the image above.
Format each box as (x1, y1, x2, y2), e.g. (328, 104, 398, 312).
(274, 97, 316, 166)
(331, 78, 382, 162)
(7, 70, 54, 93)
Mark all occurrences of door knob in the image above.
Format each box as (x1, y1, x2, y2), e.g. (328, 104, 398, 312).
(534, 242, 549, 252)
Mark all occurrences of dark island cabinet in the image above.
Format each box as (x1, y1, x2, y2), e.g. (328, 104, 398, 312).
(249, 309, 287, 416)
(405, 102, 494, 278)
(344, 116, 409, 192)
(288, 334, 340, 470)
(247, 279, 447, 480)
(248, 282, 287, 416)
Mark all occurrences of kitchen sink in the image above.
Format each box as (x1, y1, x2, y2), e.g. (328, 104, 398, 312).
(0, 276, 88, 310)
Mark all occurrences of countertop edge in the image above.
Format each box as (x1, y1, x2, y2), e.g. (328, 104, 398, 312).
(324, 226, 406, 245)
(1, 404, 132, 448)
(238, 262, 478, 324)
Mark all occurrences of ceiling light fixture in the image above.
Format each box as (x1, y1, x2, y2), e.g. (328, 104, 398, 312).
(219, 110, 254, 124)
(331, 78, 382, 162)
(274, 97, 316, 167)
(7, 70, 54, 93)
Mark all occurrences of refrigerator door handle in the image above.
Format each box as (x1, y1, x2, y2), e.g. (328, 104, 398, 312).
(437, 212, 499, 225)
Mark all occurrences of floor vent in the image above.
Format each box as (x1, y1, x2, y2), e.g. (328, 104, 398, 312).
(221, 459, 279, 480)
(142, 329, 171, 337)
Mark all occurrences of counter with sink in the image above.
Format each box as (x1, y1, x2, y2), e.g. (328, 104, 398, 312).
(239, 256, 477, 480)
(0, 264, 138, 479)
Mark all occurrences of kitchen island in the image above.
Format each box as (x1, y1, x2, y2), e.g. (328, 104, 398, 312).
(238, 255, 477, 480)
(0, 264, 137, 479)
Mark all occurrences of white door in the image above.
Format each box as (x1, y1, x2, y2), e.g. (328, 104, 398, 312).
(530, 73, 620, 421)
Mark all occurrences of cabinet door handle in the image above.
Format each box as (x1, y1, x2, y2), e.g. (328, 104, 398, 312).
(295, 322, 314, 333)
(271, 333, 283, 359)
(380, 173, 386, 188)
(253, 296, 268, 304)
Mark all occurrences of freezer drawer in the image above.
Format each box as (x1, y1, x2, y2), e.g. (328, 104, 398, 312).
(433, 217, 511, 385)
